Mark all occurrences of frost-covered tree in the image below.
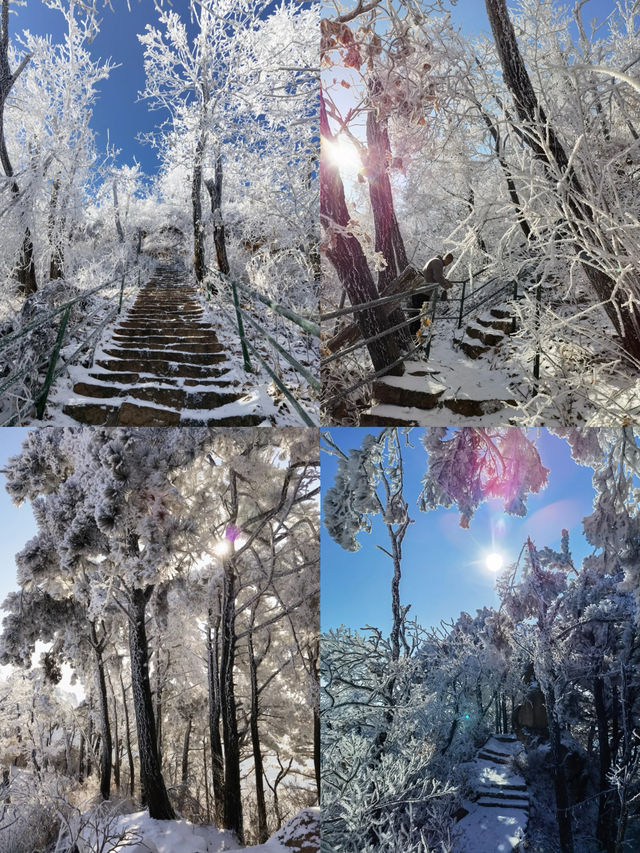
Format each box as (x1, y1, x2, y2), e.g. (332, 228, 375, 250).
(322, 427, 640, 851)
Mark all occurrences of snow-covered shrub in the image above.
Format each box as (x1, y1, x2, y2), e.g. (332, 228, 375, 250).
(55, 798, 143, 853)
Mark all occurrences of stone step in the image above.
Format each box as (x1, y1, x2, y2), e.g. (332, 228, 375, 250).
(489, 306, 512, 320)
(477, 787, 528, 799)
(371, 375, 446, 410)
(441, 398, 507, 418)
(86, 372, 236, 388)
(493, 734, 518, 742)
(63, 402, 181, 426)
(477, 752, 510, 765)
(466, 325, 505, 347)
(181, 414, 266, 427)
(95, 359, 227, 379)
(114, 324, 215, 336)
(116, 321, 212, 332)
(127, 309, 204, 318)
(72, 382, 242, 410)
(360, 406, 421, 426)
(476, 316, 513, 334)
(476, 797, 529, 810)
(102, 348, 227, 366)
(459, 339, 491, 359)
(111, 339, 223, 355)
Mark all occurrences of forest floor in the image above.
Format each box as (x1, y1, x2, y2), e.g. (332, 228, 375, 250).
(453, 734, 529, 852)
(101, 807, 319, 852)
(47, 261, 283, 426)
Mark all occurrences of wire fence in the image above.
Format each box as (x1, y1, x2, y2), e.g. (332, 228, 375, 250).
(0, 259, 143, 425)
(205, 267, 320, 427)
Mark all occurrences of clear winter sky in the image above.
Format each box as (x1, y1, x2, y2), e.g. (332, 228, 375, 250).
(11, 0, 618, 178)
(320, 429, 597, 635)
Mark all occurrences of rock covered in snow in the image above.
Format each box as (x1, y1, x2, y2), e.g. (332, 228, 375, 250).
(272, 808, 319, 852)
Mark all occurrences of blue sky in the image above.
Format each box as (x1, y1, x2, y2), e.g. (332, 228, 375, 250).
(321, 428, 597, 634)
(11, 0, 618, 177)
(12, 0, 201, 175)
(0, 429, 37, 610)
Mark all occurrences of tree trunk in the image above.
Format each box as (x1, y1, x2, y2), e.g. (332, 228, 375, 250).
(78, 728, 85, 782)
(248, 629, 268, 844)
(48, 177, 64, 280)
(206, 610, 225, 826)
(113, 180, 125, 244)
(595, 675, 615, 853)
(127, 585, 175, 820)
(205, 152, 229, 281)
(202, 737, 210, 822)
(0, 13, 37, 295)
(89, 621, 112, 801)
(546, 687, 574, 853)
(192, 133, 206, 284)
(155, 648, 163, 768)
(86, 699, 93, 778)
(365, 78, 408, 290)
(120, 672, 135, 797)
(181, 717, 192, 786)
(320, 92, 403, 375)
(219, 555, 243, 842)
(484, 0, 640, 362)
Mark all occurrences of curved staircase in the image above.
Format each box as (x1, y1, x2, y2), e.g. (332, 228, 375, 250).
(453, 734, 529, 852)
(455, 304, 516, 360)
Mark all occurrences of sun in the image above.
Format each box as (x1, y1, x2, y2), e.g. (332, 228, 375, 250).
(213, 539, 232, 557)
(324, 135, 363, 173)
(485, 552, 503, 572)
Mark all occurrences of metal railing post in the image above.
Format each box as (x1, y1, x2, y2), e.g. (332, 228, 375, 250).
(458, 279, 467, 329)
(230, 277, 252, 372)
(118, 264, 127, 314)
(35, 305, 71, 419)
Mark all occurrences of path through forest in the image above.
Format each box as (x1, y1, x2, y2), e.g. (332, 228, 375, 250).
(61, 262, 266, 426)
(453, 734, 529, 852)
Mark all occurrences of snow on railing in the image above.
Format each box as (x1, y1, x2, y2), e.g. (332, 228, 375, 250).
(204, 267, 320, 427)
(0, 259, 143, 424)
(319, 264, 524, 414)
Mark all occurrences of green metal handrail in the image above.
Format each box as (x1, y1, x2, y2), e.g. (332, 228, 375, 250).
(0, 262, 141, 423)
(209, 268, 320, 338)
(203, 267, 319, 426)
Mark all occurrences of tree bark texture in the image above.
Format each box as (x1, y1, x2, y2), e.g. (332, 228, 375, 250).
(220, 556, 243, 842)
(248, 629, 269, 844)
(206, 613, 225, 826)
(120, 672, 135, 797)
(320, 92, 403, 375)
(89, 621, 112, 801)
(192, 133, 206, 284)
(484, 0, 640, 362)
(127, 585, 175, 820)
(365, 78, 409, 289)
(205, 152, 230, 279)
(48, 177, 64, 280)
(0, 5, 37, 295)
(594, 675, 616, 853)
(181, 717, 192, 786)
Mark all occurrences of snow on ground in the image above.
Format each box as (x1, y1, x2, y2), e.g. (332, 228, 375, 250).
(453, 735, 529, 852)
(83, 808, 319, 853)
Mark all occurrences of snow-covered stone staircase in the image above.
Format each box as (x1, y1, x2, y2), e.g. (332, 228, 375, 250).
(454, 304, 516, 360)
(453, 734, 529, 852)
(360, 357, 517, 425)
(62, 263, 267, 426)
